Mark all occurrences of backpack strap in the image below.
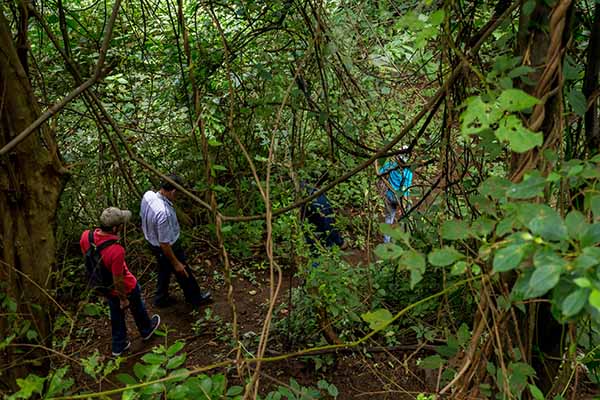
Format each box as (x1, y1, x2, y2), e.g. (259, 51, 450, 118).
(96, 239, 118, 252)
(88, 230, 95, 248)
(89, 229, 118, 252)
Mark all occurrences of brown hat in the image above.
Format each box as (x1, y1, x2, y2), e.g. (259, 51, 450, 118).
(100, 207, 132, 227)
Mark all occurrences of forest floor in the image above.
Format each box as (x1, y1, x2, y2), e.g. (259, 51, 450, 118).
(64, 245, 435, 399)
(62, 239, 600, 399)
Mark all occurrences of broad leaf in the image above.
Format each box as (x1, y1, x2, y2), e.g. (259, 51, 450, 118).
(419, 355, 446, 369)
(428, 246, 465, 267)
(495, 115, 543, 153)
(589, 289, 600, 312)
(526, 251, 565, 298)
(581, 224, 600, 247)
(497, 89, 539, 111)
(526, 205, 568, 241)
(142, 353, 167, 365)
(493, 244, 529, 273)
(561, 288, 589, 317)
(401, 250, 426, 289)
(565, 211, 586, 241)
(361, 308, 393, 331)
(166, 353, 187, 370)
(167, 341, 185, 357)
(374, 243, 403, 260)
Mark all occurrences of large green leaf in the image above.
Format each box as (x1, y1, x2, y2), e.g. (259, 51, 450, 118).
(167, 340, 185, 357)
(493, 243, 529, 273)
(567, 88, 587, 117)
(142, 352, 167, 365)
(526, 251, 565, 298)
(461, 96, 503, 136)
(565, 211, 586, 241)
(166, 354, 187, 370)
(561, 288, 589, 317)
(401, 250, 426, 288)
(428, 246, 466, 267)
(419, 355, 446, 369)
(495, 115, 543, 153)
(374, 243, 403, 260)
(581, 224, 600, 247)
(497, 89, 539, 111)
(589, 289, 600, 312)
(526, 205, 568, 241)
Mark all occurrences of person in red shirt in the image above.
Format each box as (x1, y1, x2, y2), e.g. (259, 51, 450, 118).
(80, 207, 160, 356)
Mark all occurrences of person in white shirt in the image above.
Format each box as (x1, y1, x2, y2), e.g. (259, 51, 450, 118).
(140, 174, 211, 308)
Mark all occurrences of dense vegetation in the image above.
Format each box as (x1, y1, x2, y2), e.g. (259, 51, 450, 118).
(1, 0, 600, 398)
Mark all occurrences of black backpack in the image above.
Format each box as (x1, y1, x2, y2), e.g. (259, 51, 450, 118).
(84, 230, 117, 295)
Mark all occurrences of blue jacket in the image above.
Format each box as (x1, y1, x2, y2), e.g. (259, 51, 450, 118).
(301, 188, 344, 248)
(379, 161, 413, 202)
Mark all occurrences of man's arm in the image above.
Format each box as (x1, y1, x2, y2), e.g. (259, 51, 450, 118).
(159, 242, 189, 278)
(111, 246, 129, 309)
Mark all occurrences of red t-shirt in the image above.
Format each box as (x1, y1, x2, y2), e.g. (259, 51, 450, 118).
(80, 229, 137, 296)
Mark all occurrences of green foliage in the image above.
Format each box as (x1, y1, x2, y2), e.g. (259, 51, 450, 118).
(461, 88, 541, 153)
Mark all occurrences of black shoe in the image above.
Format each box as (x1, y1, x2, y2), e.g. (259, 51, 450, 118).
(142, 314, 161, 340)
(188, 291, 212, 306)
(199, 291, 212, 303)
(154, 296, 177, 308)
(112, 340, 131, 357)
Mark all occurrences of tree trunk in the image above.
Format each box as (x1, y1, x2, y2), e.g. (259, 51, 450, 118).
(510, 0, 572, 180)
(0, 9, 64, 390)
(512, 0, 572, 393)
(584, 2, 600, 154)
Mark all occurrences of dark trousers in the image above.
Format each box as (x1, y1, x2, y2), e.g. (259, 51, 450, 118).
(150, 241, 204, 306)
(107, 283, 153, 353)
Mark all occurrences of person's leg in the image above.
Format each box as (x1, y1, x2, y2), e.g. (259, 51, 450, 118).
(170, 242, 209, 306)
(153, 249, 173, 307)
(383, 200, 398, 243)
(107, 296, 128, 354)
(128, 284, 154, 336)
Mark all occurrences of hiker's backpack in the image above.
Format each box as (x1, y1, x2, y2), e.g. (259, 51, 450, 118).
(84, 230, 117, 295)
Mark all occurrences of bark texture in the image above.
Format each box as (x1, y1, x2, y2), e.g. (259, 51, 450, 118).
(0, 9, 63, 389)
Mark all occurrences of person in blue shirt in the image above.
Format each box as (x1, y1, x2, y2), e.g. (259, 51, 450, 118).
(378, 151, 413, 243)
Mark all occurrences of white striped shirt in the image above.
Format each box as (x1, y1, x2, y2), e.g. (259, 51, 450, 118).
(140, 191, 180, 247)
